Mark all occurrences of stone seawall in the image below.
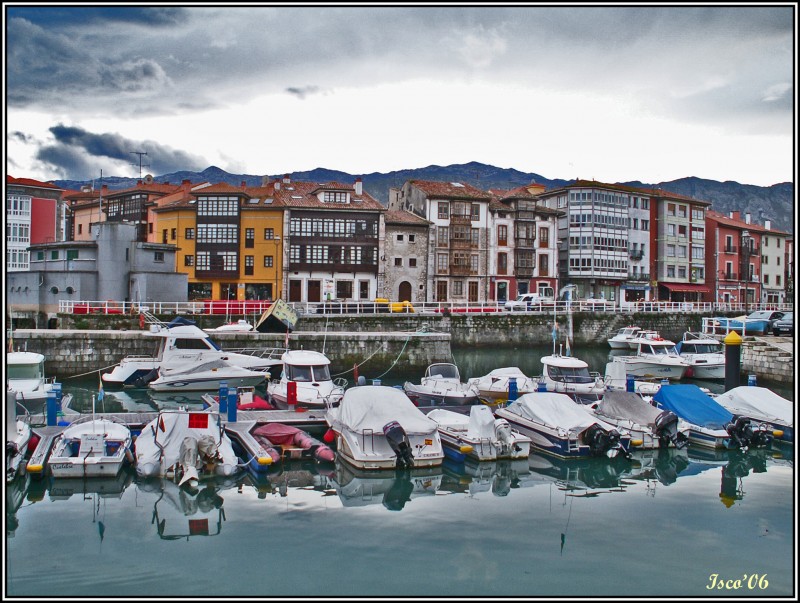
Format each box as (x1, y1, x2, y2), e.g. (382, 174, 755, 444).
(740, 338, 794, 384)
(9, 328, 452, 380)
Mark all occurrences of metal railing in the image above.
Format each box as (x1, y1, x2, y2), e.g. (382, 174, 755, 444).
(58, 299, 794, 317)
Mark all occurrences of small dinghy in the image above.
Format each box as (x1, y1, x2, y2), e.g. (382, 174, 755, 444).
(47, 418, 133, 479)
(6, 386, 33, 483)
(135, 410, 241, 487)
(251, 423, 335, 464)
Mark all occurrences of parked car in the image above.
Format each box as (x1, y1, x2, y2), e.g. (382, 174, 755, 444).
(504, 293, 554, 311)
(711, 310, 785, 335)
(772, 312, 794, 336)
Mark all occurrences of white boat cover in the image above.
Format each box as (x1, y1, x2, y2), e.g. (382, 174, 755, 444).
(482, 367, 529, 380)
(714, 386, 793, 427)
(596, 391, 662, 427)
(333, 386, 438, 435)
(505, 392, 615, 432)
(467, 405, 498, 439)
(426, 408, 468, 430)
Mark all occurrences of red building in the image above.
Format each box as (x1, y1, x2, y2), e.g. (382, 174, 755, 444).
(705, 210, 761, 307)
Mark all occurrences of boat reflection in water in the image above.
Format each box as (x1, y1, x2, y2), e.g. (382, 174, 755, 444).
(6, 473, 31, 538)
(332, 462, 442, 510)
(441, 457, 533, 498)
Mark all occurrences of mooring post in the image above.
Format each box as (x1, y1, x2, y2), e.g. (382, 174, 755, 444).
(724, 331, 743, 392)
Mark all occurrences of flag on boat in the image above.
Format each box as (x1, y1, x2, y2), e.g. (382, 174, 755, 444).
(97, 373, 104, 402)
(565, 337, 571, 357)
(551, 321, 558, 342)
(285, 327, 290, 349)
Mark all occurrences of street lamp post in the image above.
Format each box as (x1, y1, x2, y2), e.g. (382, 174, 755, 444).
(741, 230, 750, 316)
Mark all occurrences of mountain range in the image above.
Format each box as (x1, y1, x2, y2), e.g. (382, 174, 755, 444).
(53, 161, 794, 234)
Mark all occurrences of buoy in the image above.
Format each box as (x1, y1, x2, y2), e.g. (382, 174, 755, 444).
(458, 444, 474, 454)
(257, 456, 273, 466)
(27, 434, 40, 454)
(139, 313, 145, 329)
(773, 430, 784, 438)
(630, 439, 644, 447)
(685, 367, 694, 378)
(323, 429, 335, 444)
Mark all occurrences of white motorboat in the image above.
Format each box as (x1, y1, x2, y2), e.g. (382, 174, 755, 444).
(607, 326, 642, 349)
(537, 353, 605, 400)
(147, 359, 267, 392)
(324, 385, 445, 470)
(204, 319, 254, 333)
(427, 405, 531, 462)
(495, 392, 633, 460)
(267, 350, 346, 410)
(135, 410, 241, 486)
(467, 367, 538, 403)
(653, 384, 773, 450)
(47, 417, 134, 479)
(6, 351, 54, 413)
(613, 339, 689, 380)
(674, 332, 725, 380)
(713, 386, 793, 445)
(625, 329, 663, 350)
(591, 390, 689, 449)
(101, 316, 284, 388)
(603, 361, 662, 399)
(6, 386, 32, 483)
(403, 363, 482, 411)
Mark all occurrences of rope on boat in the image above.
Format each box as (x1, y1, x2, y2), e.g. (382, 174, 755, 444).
(373, 333, 413, 380)
(330, 341, 387, 378)
(63, 365, 120, 380)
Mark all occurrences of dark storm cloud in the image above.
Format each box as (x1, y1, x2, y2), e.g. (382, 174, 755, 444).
(286, 86, 323, 100)
(6, 6, 187, 27)
(37, 125, 208, 177)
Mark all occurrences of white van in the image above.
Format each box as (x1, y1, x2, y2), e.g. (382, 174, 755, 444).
(504, 293, 553, 311)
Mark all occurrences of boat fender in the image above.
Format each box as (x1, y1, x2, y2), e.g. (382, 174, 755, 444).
(27, 434, 41, 454)
(124, 448, 135, 464)
(139, 314, 145, 329)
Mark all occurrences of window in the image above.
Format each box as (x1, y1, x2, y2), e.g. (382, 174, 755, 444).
(777, 275, 782, 285)
(437, 254, 448, 273)
(677, 246, 687, 258)
(396, 234, 404, 242)
(185, 255, 194, 266)
(667, 245, 675, 257)
(245, 228, 254, 248)
(764, 274, 770, 285)
(641, 220, 649, 230)
(437, 227, 449, 247)
(264, 255, 273, 267)
(471, 204, 480, 220)
(66, 249, 79, 260)
(498, 253, 507, 275)
(667, 265, 675, 278)
(408, 234, 415, 243)
(171, 228, 177, 240)
(154, 251, 164, 262)
(36, 251, 44, 261)
(409, 258, 417, 268)
(149, 223, 153, 234)
(323, 191, 348, 204)
(162, 229, 168, 244)
(394, 257, 403, 267)
(244, 255, 254, 275)
(78, 224, 83, 235)
(438, 202, 449, 219)
(497, 225, 507, 246)
(678, 225, 687, 237)
(667, 203, 676, 216)
(185, 227, 195, 240)
(667, 224, 676, 237)
(336, 280, 353, 298)
(51, 250, 59, 260)
(264, 228, 274, 240)
(453, 281, 464, 296)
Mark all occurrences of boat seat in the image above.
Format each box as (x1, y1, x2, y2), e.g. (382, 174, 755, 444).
(79, 433, 106, 458)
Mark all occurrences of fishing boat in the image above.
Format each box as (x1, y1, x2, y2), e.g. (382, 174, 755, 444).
(135, 410, 241, 487)
(147, 359, 267, 392)
(467, 367, 539, 403)
(403, 363, 483, 411)
(6, 351, 54, 413)
(537, 352, 605, 401)
(674, 332, 725, 380)
(652, 384, 774, 450)
(324, 385, 445, 470)
(713, 386, 793, 444)
(47, 417, 134, 479)
(6, 387, 33, 483)
(613, 339, 689, 380)
(101, 316, 284, 388)
(607, 326, 642, 349)
(427, 405, 532, 462)
(267, 349, 347, 410)
(495, 392, 633, 459)
(591, 390, 690, 449)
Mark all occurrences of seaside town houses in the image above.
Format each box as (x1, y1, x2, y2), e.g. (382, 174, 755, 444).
(5, 172, 793, 326)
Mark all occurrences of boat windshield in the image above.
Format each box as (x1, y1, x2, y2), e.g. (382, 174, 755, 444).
(682, 343, 721, 354)
(546, 365, 594, 383)
(643, 344, 674, 355)
(427, 364, 459, 379)
(287, 364, 332, 382)
(7, 363, 44, 380)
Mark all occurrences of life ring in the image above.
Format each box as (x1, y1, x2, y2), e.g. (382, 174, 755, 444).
(139, 313, 145, 329)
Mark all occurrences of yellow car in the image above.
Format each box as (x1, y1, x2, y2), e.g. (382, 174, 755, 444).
(375, 299, 415, 313)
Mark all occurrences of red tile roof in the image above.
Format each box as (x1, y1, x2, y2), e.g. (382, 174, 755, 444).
(384, 210, 430, 225)
(706, 210, 790, 236)
(7, 175, 63, 190)
(408, 180, 491, 200)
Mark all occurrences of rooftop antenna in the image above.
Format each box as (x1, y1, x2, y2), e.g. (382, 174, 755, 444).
(130, 150, 150, 178)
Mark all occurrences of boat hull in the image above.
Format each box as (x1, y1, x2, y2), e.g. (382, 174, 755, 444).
(615, 359, 688, 380)
(149, 374, 265, 392)
(334, 430, 444, 470)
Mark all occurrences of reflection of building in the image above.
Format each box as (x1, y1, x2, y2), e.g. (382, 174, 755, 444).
(6, 221, 185, 327)
(6, 176, 64, 272)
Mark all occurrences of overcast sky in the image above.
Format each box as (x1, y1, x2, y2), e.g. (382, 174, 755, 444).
(5, 4, 796, 187)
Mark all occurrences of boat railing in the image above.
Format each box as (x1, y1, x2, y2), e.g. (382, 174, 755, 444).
(225, 347, 288, 360)
(361, 428, 376, 454)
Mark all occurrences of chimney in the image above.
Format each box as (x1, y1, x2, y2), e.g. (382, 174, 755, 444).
(182, 179, 191, 191)
(730, 210, 740, 220)
(241, 180, 247, 189)
(283, 174, 291, 184)
(275, 179, 281, 191)
(354, 177, 363, 196)
(745, 212, 751, 224)
(765, 220, 771, 231)
(101, 185, 108, 194)
(137, 180, 143, 185)
(262, 175, 270, 186)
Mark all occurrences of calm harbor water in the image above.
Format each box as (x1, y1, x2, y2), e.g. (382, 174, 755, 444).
(6, 345, 796, 598)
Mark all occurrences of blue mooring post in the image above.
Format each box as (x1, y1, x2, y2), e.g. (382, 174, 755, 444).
(46, 390, 58, 426)
(219, 381, 228, 413)
(53, 382, 62, 405)
(748, 374, 757, 387)
(723, 331, 743, 392)
(536, 379, 547, 393)
(626, 375, 635, 392)
(508, 377, 519, 402)
(227, 388, 237, 423)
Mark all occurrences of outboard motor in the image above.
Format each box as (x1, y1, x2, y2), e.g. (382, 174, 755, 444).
(653, 410, 688, 449)
(382, 421, 415, 469)
(493, 418, 516, 457)
(134, 368, 160, 389)
(725, 415, 771, 449)
(583, 424, 629, 458)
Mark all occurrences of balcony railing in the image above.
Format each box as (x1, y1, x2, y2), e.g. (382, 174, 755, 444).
(628, 273, 650, 281)
(721, 272, 738, 280)
(629, 250, 644, 260)
(723, 246, 737, 254)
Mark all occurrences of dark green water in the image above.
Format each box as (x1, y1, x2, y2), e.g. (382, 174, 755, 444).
(6, 346, 796, 597)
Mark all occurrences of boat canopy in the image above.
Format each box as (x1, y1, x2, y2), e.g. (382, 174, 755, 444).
(505, 392, 615, 432)
(653, 384, 733, 430)
(425, 363, 460, 380)
(714, 386, 793, 428)
(596, 391, 662, 426)
(336, 386, 437, 435)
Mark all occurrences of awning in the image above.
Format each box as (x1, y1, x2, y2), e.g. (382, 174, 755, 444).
(660, 282, 711, 293)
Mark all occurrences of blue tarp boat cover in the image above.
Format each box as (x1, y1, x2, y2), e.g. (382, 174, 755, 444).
(653, 384, 733, 430)
(166, 316, 197, 328)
